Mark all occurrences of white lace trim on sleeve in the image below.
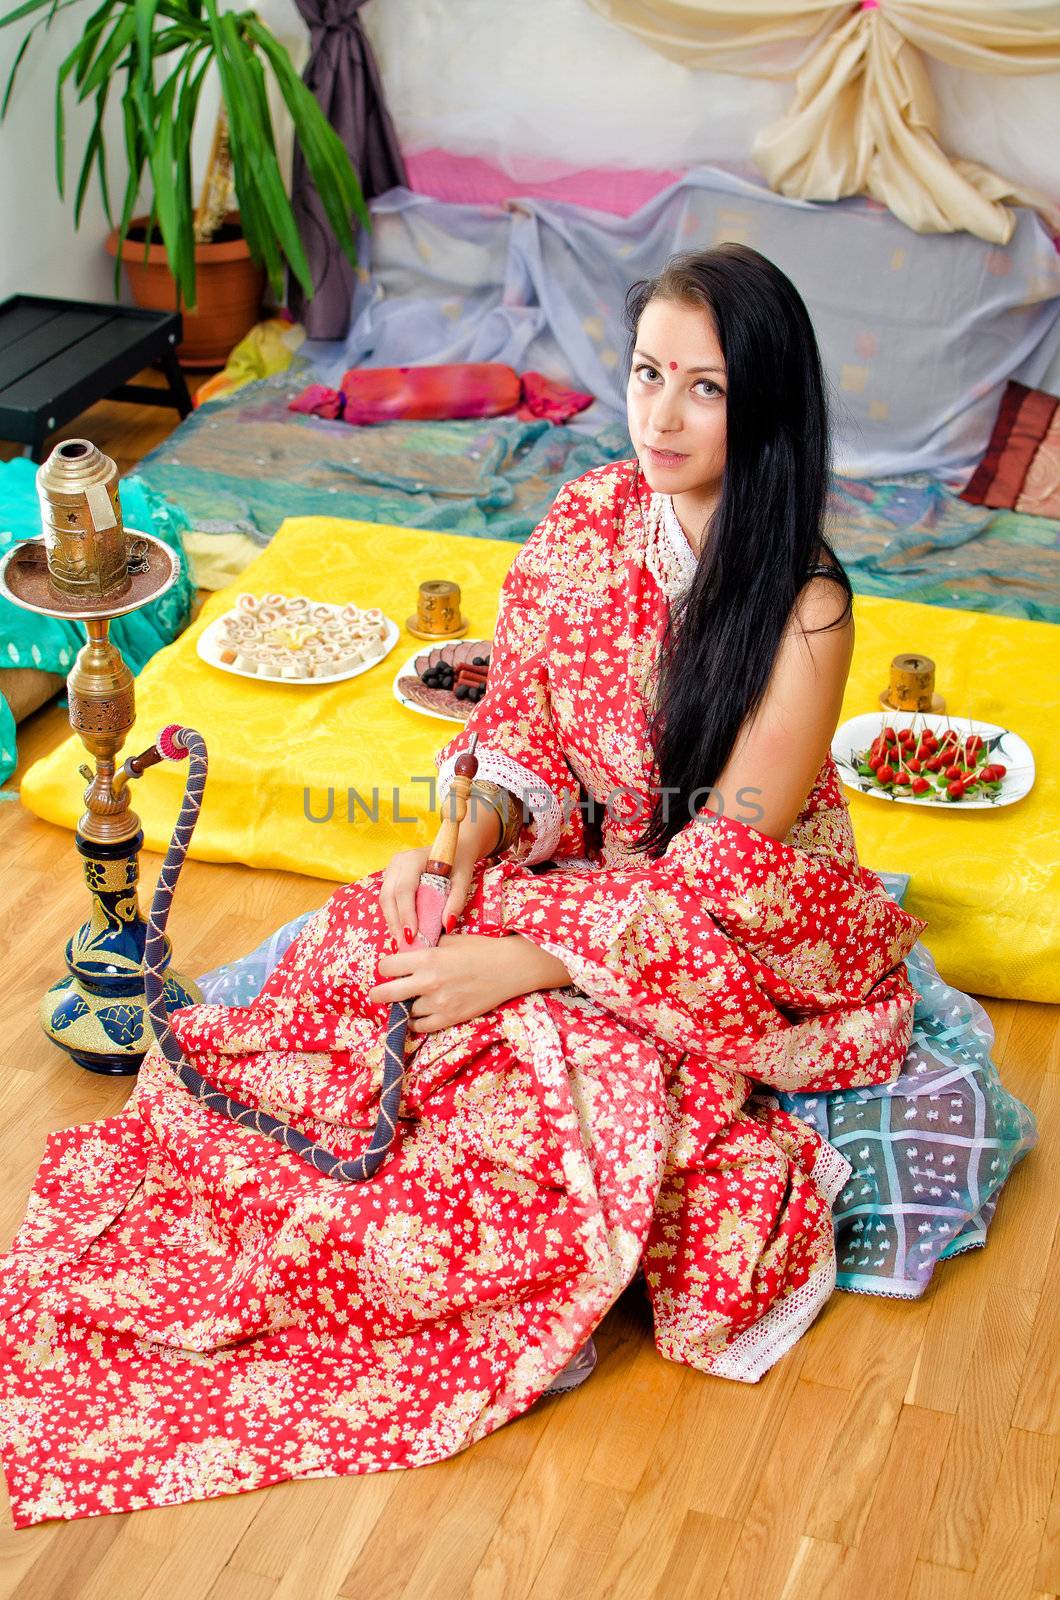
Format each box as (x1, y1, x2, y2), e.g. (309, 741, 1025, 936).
(436, 746, 563, 865)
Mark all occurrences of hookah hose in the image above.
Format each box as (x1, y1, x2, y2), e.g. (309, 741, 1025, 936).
(137, 724, 410, 1182)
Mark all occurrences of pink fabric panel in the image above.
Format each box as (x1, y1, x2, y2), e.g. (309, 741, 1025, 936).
(404, 148, 684, 217)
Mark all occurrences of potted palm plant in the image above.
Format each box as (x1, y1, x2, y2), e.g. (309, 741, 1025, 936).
(1, 0, 369, 366)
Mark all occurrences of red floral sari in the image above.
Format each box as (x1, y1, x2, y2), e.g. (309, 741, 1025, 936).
(0, 461, 922, 1526)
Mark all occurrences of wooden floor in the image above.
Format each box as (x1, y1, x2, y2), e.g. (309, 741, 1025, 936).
(0, 385, 1056, 1599)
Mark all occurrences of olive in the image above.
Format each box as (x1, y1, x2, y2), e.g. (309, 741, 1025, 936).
(455, 683, 469, 700)
(472, 656, 486, 667)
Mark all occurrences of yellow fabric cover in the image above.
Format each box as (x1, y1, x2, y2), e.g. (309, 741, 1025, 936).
(182, 530, 261, 591)
(20, 516, 1059, 1003)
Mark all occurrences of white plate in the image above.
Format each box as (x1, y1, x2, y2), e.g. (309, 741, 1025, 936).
(391, 643, 492, 723)
(832, 712, 1035, 809)
(197, 606, 399, 685)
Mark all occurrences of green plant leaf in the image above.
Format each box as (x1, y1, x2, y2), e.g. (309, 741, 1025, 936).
(133, 0, 159, 90)
(0, 0, 56, 31)
(206, 0, 309, 298)
(53, 45, 65, 191)
(2, 0, 88, 120)
(114, 70, 147, 294)
(245, 14, 368, 265)
(71, 0, 116, 89)
(2, 27, 33, 114)
(7, 0, 374, 312)
(80, 9, 134, 96)
(73, 79, 112, 224)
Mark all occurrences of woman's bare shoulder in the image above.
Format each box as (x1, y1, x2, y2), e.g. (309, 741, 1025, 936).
(793, 565, 854, 642)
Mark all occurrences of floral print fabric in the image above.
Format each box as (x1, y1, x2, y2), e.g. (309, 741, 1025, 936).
(0, 460, 924, 1527)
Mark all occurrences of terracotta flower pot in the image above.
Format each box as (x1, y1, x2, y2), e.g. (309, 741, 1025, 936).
(106, 214, 266, 369)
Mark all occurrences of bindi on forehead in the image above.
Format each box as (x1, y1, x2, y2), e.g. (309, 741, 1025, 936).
(668, 361, 678, 371)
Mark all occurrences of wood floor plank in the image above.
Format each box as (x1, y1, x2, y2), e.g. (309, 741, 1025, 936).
(394, 1457, 525, 1600)
(580, 1289, 683, 1495)
(469, 1323, 639, 1600)
(777, 1536, 849, 1600)
(226, 1474, 394, 1588)
(592, 1342, 807, 1600)
(828, 1404, 952, 1600)
(904, 1561, 973, 1600)
(918, 1281, 1038, 1571)
(800, 1273, 924, 1392)
(1012, 1213, 1060, 1440)
(204, 1571, 278, 1600)
(523, 1479, 633, 1600)
(116, 1496, 266, 1600)
(0, 1511, 64, 1600)
(5, 1514, 124, 1600)
(904, 1243, 994, 1416)
(804, 1296, 930, 1546)
(966, 1429, 1059, 1600)
(714, 1378, 850, 1600)
(640, 1510, 741, 1600)
(267, 1476, 399, 1600)
(1033, 1451, 1060, 1596)
(334, 1462, 464, 1600)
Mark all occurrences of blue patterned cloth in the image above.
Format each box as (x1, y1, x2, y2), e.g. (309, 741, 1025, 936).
(196, 872, 1036, 1300)
(780, 931, 1036, 1297)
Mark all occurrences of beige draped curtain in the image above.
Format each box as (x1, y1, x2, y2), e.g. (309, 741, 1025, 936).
(585, 0, 1060, 241)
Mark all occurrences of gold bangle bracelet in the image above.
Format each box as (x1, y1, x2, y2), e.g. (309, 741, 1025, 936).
(469, 779, 522, 857)
(467, 780, 507, 856)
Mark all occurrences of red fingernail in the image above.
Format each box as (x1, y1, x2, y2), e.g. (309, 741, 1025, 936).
(403, 926, 413, 946)
(444, 914, 456, 934)
(389, 936, 397, 951)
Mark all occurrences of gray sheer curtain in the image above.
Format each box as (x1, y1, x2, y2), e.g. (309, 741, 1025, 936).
(288, 0, 407, 339)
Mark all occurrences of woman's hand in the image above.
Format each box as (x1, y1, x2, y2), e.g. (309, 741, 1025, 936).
(368, 933, 573, 1033)
(377, 799, 502, 946)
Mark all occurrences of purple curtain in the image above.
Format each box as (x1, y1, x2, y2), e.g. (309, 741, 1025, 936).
(287, 0, 407, 339)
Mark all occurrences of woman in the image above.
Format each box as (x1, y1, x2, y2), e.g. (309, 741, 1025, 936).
(0, 247, 1020, 1527)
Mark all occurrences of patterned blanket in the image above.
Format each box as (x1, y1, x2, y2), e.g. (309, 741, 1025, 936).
(135, 373, 1060, 622)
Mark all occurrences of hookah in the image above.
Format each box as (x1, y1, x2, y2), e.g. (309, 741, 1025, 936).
(0, 437, 480, 1180)
(0, 439, 201, 1073)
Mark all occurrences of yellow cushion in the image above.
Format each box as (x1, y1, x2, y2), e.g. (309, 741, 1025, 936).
(20, 517, 1059, 1003)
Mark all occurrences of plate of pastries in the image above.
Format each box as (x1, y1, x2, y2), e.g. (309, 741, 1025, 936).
(393, 638, 493, 722)
(198, 593, 399, 683)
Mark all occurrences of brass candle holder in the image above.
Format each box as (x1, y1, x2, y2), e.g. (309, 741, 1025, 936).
(0, 439, 202, 1074)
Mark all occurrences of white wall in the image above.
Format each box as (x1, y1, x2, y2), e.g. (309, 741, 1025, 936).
(1, 0, 1057, 309)
(0, 7, 129, 304)
(0, 0, 306, 307)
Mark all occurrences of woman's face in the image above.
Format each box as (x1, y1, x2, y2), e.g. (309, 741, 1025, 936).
(626, 296, 728, 510)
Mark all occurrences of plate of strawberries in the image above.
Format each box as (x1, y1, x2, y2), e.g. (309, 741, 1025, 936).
(832, 713, 1034, 808)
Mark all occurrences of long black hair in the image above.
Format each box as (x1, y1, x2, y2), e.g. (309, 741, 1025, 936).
(626, 243, 852, 858)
